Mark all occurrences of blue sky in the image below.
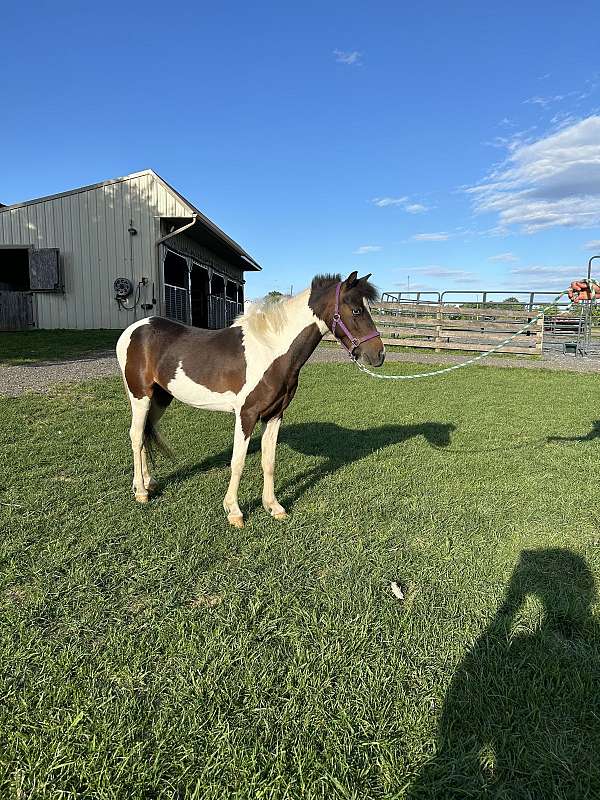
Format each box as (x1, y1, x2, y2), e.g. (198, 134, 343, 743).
(2, 1, 600, 299)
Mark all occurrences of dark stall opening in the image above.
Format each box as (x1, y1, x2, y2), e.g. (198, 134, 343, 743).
(163, 251, 188, 288)
(0, 248, 31, 291)
(191, 265, 209, 328)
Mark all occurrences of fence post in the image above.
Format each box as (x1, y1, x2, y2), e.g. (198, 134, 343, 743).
(435, 302, 443, 352)
(536, 312, 544, 354)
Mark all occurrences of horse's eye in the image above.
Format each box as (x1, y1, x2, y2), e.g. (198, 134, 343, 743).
(352, 308, 362, 316)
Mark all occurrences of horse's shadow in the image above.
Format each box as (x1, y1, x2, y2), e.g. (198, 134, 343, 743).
(163, 421, 456, 512)
(548, 420, 600, 443)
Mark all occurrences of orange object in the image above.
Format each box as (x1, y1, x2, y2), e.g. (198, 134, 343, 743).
(568, 280, 599, 303)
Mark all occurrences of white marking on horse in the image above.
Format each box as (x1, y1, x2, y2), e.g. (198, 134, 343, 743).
(116, 318, 153, 501)
(233, 289, 327, 407)
(167, 362, 237, 412)
(115, 317, 151, 375)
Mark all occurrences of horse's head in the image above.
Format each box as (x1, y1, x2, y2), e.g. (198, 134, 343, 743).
(309, 272, 385, 367)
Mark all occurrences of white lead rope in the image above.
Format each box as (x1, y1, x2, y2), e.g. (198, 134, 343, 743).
(352, 289, 572, 381)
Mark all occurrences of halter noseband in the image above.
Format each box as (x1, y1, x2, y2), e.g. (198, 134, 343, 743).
(331, 281, 381, 357)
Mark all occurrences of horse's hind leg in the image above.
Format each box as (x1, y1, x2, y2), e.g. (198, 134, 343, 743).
(141, 386, 173, 494)
(129, 395, 151, 503)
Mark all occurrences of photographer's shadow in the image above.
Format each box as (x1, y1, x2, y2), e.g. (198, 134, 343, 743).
(408, 548, 600, 798)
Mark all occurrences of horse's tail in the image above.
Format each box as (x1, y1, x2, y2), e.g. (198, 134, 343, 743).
(144, 418, 175, 462)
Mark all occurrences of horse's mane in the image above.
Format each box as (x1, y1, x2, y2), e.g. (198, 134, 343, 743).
(236, 292, 298, 340)
(311, 273, 379, 303)
(237, 274, 379, 343)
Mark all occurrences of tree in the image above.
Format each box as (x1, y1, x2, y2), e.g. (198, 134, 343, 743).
(266, 290, 283, 300)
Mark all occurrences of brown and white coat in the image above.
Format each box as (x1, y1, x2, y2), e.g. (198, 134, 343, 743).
(116, 272, 383, 526)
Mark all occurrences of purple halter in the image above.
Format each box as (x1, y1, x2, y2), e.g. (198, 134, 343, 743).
(331, 281, 381, 357)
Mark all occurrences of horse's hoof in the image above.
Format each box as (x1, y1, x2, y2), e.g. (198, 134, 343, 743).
(272, 511, 288, 521)
(135, 493, 149, 504)
(146, 479, 159, 495)
(227, 514, 244, 528)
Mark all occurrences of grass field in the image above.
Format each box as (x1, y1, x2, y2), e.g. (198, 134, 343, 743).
(2, 362, 600, 798)
(0, 330, 120, 365)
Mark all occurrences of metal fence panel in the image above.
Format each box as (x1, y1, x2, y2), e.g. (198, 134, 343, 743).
(165, 284, 189, 324)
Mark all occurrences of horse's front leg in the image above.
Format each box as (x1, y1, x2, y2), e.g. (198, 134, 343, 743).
(223, 413, 253, 527)
(261, 416, 287, 520)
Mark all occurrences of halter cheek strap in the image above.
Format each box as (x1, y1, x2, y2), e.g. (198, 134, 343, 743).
(331, 282, 381, 357)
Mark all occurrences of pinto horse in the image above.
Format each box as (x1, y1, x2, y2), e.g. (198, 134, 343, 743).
(116, 271, 384, 526)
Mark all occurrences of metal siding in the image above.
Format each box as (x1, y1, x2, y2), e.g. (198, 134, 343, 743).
(102, 184, 117, 328)
(0, 174, 212, 329)
(96, 186, 110, 328)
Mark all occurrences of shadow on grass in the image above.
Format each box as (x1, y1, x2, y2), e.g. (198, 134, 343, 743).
(548, 420, 600, 443)
(407, 548, 600, 798)
(162, 421, 455, 511)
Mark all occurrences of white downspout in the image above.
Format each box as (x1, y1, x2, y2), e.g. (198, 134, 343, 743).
(155, 214, 198, 246)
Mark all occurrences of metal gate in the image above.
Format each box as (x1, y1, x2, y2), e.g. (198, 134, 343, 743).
(209, 296, 243, 328)
(0, 291, 35, 330)
(164, 284, 189, 324)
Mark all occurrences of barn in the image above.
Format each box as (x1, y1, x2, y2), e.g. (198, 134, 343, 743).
(0, 170, 261, 331)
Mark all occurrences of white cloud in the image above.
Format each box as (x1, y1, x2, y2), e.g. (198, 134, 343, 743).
(411, 232, 450, 241)
(372, 196, 408, 207)
(524, 94, 566, 108)
(507, 265, 581, 289)
(371, 196, 430, 213)
(584, 239, 600, 251)
(488, 252, 519, 262)
(469, 116, 600, 233)
(403, 265, 478, 284)
(394, 282, 437, 292)
(353, 245, 382, 254)
(333, 49, 362, 65)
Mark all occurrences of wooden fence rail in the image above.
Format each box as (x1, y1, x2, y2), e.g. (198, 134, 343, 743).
(325, 301, 544, 355)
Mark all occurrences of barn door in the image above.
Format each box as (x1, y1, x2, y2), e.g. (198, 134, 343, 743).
(29, 248, 61, 291)
(0, 291, 35, 330)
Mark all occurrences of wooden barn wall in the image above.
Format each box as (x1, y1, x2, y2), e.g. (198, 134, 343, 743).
(0, 174, 194, 329)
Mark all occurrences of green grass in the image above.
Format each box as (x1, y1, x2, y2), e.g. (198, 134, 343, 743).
(0, 329, 120, 365)
(2, 363, 600, 798)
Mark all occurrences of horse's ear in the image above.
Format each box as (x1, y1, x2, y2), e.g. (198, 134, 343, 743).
(343, 271, 358, 288)
(358, 273, 372, 283)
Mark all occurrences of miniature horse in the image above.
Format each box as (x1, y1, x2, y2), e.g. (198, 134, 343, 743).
(116, 271, 385, 526)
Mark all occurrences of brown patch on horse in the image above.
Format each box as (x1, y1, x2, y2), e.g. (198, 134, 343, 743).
(124, 328, 157, 399)
(125, 318, 247, 398)
(240, 323, 322, 436)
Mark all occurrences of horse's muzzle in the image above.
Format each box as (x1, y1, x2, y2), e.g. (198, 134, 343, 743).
(360, 348, 385, 368)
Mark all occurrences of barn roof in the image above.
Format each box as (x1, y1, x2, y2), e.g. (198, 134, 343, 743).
(0, 169, 261, 272)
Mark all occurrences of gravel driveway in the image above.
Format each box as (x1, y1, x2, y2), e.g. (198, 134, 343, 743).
(2, 346, 600, 398)
(0, 352, 119, 397)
